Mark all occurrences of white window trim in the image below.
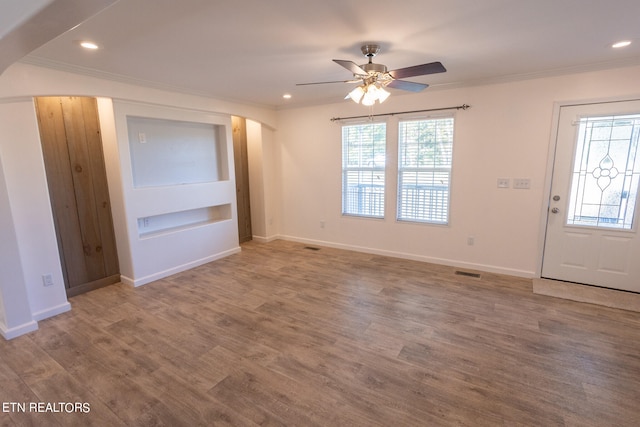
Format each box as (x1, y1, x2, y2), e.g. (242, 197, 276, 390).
(341, 121, 387, 218)
(396, 115, 455, 225)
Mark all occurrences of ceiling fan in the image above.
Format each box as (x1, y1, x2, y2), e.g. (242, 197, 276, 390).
(297, 44, 446, 105)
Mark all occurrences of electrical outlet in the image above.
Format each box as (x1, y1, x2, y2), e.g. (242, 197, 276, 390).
(320, 220, 325, 229)
(42, 274, 54, 287)
(467, 236, 475, 246)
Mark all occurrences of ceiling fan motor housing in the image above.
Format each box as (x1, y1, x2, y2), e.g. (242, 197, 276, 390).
(361, 62, 387, 74)
(359, 44, 388, 80)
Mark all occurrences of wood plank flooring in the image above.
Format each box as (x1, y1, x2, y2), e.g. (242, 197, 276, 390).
(1, 240, 640, 426)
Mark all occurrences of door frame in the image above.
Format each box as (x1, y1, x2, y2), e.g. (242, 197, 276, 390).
(536, 95, 640, 280)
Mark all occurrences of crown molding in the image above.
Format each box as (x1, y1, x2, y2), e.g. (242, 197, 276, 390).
(18, 55, 275, 110)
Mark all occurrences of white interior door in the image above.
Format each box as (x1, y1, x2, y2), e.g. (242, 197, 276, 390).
(542, 100, 640, 292)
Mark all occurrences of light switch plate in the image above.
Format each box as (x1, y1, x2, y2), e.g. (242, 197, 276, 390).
(497, 178, 510, 188)
(513, 178, 531, 189)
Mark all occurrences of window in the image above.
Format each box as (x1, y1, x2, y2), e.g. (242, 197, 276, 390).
(397, 117, 454, 224)
(342, 122, 386, 217)
(567, 114, 640, 229)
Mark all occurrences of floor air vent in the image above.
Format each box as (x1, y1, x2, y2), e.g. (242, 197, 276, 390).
(304, 246, 320, 251)
(455, 270, 481, 279)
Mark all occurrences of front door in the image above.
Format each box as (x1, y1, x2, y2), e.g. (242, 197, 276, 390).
(542, 100, 640, 292)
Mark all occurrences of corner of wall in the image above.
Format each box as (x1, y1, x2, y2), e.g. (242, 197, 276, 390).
(0, 148, 39, 340)
(0, 320, 39, 340)
(0, 99, 69, 338)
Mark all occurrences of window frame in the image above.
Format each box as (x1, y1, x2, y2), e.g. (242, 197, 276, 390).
(341, 121, 387, 219)
(565, 114, 640, 231)
(396, 115, 455, 225)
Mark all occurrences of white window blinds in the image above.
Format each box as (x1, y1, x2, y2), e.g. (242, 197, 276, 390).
(342, 122, 386, 218)
(398, 117, 454, 224)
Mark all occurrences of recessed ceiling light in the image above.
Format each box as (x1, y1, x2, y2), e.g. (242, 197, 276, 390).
(283, 94, 292, 99)
(612, 40, 632, 49)
(79, 41, 99, 50)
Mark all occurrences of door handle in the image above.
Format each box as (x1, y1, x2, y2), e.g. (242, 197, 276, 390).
(551, 207, 560, 214)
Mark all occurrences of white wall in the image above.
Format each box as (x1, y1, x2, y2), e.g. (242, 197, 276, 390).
(246, 120, 281, 241)
(275, 65, 640, 277)
(261, 125, 281, 240)
(0, 99, 70, 325)
(247, 120, 266, 239)
(0, 152, 38, 338)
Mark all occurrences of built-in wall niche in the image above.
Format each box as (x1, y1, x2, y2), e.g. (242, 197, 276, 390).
(137, 204, 232, 238)
(127, 116, 229, 188)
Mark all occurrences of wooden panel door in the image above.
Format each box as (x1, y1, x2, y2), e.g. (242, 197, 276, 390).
(36, 96, 119, 297)
(232, 116, 252, 243)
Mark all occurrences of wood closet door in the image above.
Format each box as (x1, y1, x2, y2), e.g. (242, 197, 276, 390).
(232, 116, 252, 243)
(36, 96, 119, 297)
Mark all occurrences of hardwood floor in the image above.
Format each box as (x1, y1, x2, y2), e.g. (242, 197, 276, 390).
(1, 240, 640, 426)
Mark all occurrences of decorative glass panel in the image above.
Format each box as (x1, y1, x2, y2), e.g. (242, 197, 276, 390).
(567, 114, 640, 229)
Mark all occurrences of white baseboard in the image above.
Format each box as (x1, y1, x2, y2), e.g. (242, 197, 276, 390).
(120, 275, 135, 287)
(278, 235, 534, 278)
(31, 302, 71, 321)
(251, 234, 280, 243)
(0, 319, 38, 340)
(128, 247, 242, 287)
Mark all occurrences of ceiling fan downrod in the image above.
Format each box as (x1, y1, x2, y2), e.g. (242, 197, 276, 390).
(360, 44, 387, 75)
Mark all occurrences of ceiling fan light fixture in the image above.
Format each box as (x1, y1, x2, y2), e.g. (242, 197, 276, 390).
(361, 96, 375, 106)
(377, 86, 390, 103)
(361, 84, 379, 106)
(348, 83, 390, 106)
(348, 86, 365, 103)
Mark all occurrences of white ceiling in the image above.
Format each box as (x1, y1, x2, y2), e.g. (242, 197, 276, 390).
(7, 0, 640, 109)
(0, 0, 118, 74)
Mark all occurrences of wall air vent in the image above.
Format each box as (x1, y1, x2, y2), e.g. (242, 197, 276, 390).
(455, 270, 481, 279)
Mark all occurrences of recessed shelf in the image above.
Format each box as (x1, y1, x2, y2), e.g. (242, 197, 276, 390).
(138, 204, 232, 238)
(127, 116, 229, 188)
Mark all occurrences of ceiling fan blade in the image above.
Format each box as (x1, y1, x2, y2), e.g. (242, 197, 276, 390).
(388, 61, 446, 79)
(386, 79, 429, 92)
(333, 59, 368, 76)
(296, 79, 360, 86)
